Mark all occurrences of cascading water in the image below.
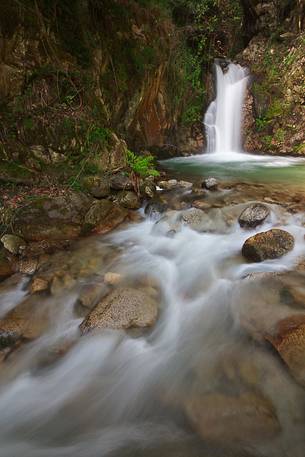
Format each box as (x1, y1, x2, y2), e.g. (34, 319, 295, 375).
(204, 61, 249, 156)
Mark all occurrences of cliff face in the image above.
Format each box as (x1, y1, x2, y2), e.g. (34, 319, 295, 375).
(0, 0, 207, 180)
(239, 0, 305, 154)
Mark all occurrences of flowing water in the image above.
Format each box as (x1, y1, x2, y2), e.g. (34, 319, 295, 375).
(1, 63, 305, 457)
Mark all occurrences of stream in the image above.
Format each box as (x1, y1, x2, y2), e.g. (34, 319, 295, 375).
(1, 62, 305, 457)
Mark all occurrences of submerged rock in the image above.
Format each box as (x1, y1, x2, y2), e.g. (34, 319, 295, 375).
(1, 234, 26, 255)
(266, 314, 305, 387)
(238, 203, 270, 228)
(144, 200, 167, 220)
(185, 391, 280, 444)
(202, 177, 218, 191)
(242, 229, 294, 262)
(80, 287, 158, 333)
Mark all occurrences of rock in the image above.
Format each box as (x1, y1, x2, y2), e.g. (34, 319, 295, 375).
(177, 180, 193, 189)
(17, 258, 38, 275)
(30, 277, 49, 293)
(238, 203, 270, 228)
(192, 200, 211, 210)
(110, 173, 133, 191)
(82, 175, 110, 198)
(1, 234, 26, 255)
(242, 229, 295, 262)
(12, 192, 91, 242)
(182, 208, 207, 231)
(0, 250, 13, 280)
(0, 295, 50, 340)
(141, 183, 156, 199)
(158, 179, 178, 190)
(117, 191, 141, 209)
(84, 200, 128, 234)
(80, 287, 158, 333)
(144, 200, 167, 220)
(202, 177, 218, 191)
(79, 282, 108, 311)
(104, 272, 122, 285)
(266, 315, 305, 386)
(185, 392, 280, 444)
(0, 329, 19, 349)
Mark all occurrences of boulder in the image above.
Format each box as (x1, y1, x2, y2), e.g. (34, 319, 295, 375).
(117, 191, 141, 209)
(238, 203, 270, 228)
(158, 179, 178, 190)
(82, 175, 110, 198)
(266, 314, 305, 386)
(12, 192, 91, 242)
(84, 200, 128, 234)
(110, 173, 133, 191)
(185, 391, 280, 444)
(202, 177, 218, 191)
(242, 229, 294, 262)
(80, 287, 158, 333)
(1, 234, 26, 255)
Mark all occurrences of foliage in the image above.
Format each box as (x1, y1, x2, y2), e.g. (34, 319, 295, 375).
(126, 150, 159, 178)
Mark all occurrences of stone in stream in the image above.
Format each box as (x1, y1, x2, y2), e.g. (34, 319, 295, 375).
(185, 391, 280, 444)
(238, 203, 270, 228)
(202, 177, 218, 191)
(266, 314, 305, 387)
(158, 179, 178, 190)
(80, 287, 158, 333)
(144, 200, 167, 220)
(242, 229, 294, 262)
(110, 173, 133, 191)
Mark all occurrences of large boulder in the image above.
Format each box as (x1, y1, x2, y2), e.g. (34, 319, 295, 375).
(238, 203, 270, 228)
(12, 192, 91, 242)
(84, 200, 128, 234)
(80, 287, 158, 333)
(242, 229, 294, 262)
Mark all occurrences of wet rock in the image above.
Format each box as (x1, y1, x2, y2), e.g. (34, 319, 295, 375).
(202, 177, 218, 191)
(192, 200, 211, 210)
(17, 258, 38, 275)
(266, 315, 305, 387)
(177, 180, 193, 189)
(104, 272, 123, 285)
(80, 287, 158, 333)
(78, 282, 108, 311)
(185, 391, 280, 444)
(82, 175, 110, 198)
(110, 173, 133, 191)
(84, 200, 128, 234)
(182, 208, 207, 231)
(158, 179, 178, 190)
(0, 329, 19, 349)
(238, 203, 270, 228)
(117, 191, 141, 209)
(144, 200, 167, 220)
(242, 229, 294, 262)
(0, 295, 50, 340)
(30, 277, 49, 293)
(1, 234, 26, 255)
(12, 192, 90, 242)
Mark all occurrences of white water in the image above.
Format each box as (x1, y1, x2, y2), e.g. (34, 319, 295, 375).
(204, 62, 249, 157)
(1, 203, 305, 456)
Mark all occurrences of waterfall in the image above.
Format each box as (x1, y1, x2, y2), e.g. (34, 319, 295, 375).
(204, 61, 249, 156)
